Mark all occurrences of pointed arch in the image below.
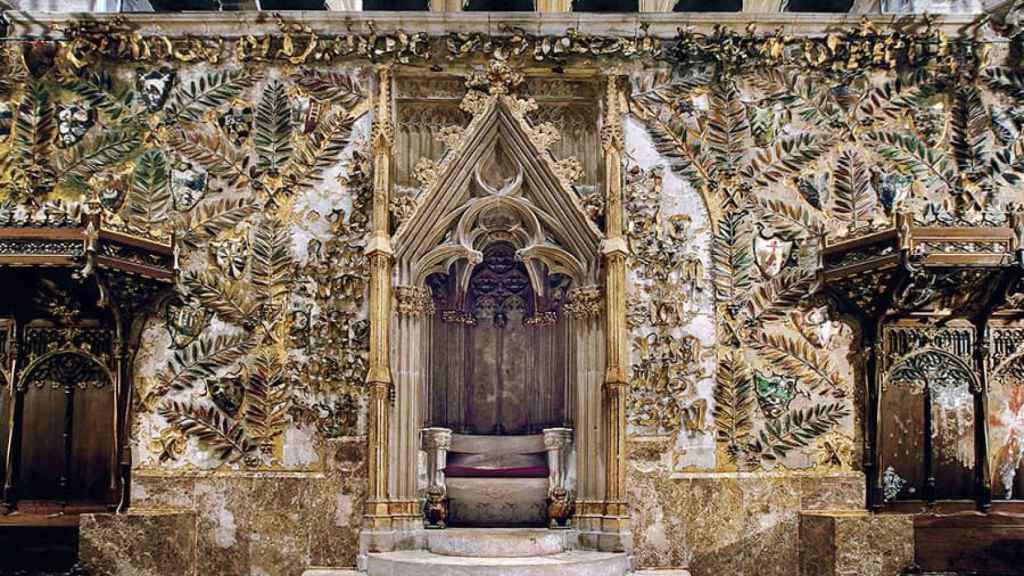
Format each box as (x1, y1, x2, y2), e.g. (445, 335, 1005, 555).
(394, 97, 603, 289)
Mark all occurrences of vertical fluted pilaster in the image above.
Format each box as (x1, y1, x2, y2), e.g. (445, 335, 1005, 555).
(365, 66, 395, 527)
(600, 75, 631, 539)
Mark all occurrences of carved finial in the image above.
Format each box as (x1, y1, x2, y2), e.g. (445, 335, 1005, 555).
(465, 59, 524, 96)
(896, 209, 912, 252)
(371, 66, 394, 152)
(601, 75, 625, 152)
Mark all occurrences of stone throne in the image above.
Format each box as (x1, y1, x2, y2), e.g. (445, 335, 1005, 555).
(390, 96, 605, 535)
(418, 162, 579, 528)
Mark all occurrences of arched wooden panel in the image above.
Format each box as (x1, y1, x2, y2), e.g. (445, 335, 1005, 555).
(879, 381, 926, 502)
(930, 378, 976, 500)
(68, 382, 115, 504)
(15, 351, 114, 507)
(988, 326, 1024, 500)
(881, 341, 978, 503)
(17, 384, 67, 502)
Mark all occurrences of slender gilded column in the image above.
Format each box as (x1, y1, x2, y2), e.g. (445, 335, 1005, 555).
(600, 75, 630, 537)
(365, 66, 395, 527)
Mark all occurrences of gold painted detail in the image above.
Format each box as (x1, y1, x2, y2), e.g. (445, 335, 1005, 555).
(564, 286, 602, 319)
(394, 285, 435, 317)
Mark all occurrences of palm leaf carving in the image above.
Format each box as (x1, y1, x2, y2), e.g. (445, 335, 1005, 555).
(745, 268, 814, 324)
(169, 130, 251, 188)
(62, 71, 131, 119)
(156, 333, 255, 394)
(857, 69, 938, 124)
(749, 331, 845, 397)
(746, 402, 850, 463)
(290, 70, 365, 107)
(711, 211, 754, 307)
(12, 82, 55, 191)
(243, 351, 290, 448)
(165, 69, 262, 124)
(743, 133, 829, 186)
(832, 148, 877, 229)
(865, 131, 956, 192)
(159, 400, 257, 462)
(713, 350, 755, 463)
(251, 216, 293, 306)
(55, 130, 140, 184)
(640, 108, 711, 192)
(183, 270, 259, 326)
(255, 80, 294, 175)
(127, 149, 172, 232)
(285, 112, 355, 190)
(756, 198, 825, 237)
(983, 67, 1024, 102)
(708, 81, 750, 178)
(631, 69, 711, 110)
(950, 84, 991, 176)
(177, 197, 258, 248)
(751, 69, 838, 129)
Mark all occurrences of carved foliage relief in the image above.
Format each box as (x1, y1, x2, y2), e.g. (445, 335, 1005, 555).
(622, 21, 1024, 473)
(0, 45, 372, 470)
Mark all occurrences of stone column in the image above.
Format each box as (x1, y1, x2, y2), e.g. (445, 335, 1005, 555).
(639, 0, 676, 10)
(742, 0, 784, 10)
(537, 0, 572, 10)
(599, 75, 631, 551)
(364, 66, 395, 530)
(393, 285, 434, 524)
(430, 0, 462, 10)
(565, 286, 605, 541)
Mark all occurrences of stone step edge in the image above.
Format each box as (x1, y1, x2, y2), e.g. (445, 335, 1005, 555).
(426, 528, 572, 558)
(301, 561, 688, 569)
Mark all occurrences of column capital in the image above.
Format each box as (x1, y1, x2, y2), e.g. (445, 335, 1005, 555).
(365, 234, 394, 257)
(601, 237, 629, 257)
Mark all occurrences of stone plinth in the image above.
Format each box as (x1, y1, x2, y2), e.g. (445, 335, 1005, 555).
(799, 511, 914, 576)
(78, 509, 197, 576)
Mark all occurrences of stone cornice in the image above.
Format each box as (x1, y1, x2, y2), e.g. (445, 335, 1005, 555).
(1, 10, 1006, 41)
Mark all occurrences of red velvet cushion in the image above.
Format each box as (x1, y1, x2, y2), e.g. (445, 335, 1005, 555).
(445, 465, 549, 478)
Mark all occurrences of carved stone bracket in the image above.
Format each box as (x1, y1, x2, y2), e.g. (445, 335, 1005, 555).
(420, 427, 451, 529)
(543, 427, 575, 529)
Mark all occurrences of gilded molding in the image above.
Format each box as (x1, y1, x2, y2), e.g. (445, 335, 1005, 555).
(394, 285, 435, 317)
(564, 286, 603, 319)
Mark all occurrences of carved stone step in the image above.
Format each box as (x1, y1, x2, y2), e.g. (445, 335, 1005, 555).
(426, 528, 571, 557)
(365, 550, 629, 576)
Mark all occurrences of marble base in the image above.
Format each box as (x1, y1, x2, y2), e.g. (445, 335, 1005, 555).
(78, 510, 196, 576)
(427, 528, 574, 557)
(799, 511, 914, 576)
(366, 550, 629, 576)
(628, 471, 866, 573)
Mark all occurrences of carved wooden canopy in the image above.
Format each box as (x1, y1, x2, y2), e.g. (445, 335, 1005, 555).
(819, 211, 1024, 319)
(0, 201, 176, 511)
